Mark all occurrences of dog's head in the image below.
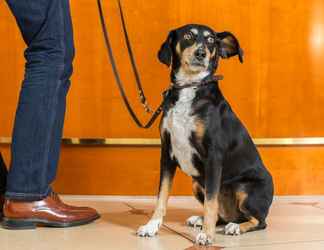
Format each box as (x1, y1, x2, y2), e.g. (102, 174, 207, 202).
(158, 24, 243, 84)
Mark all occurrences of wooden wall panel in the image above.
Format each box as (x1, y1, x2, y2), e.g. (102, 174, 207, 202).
(1, 145, 324, 195)
(1, 1, 324, 195)
(1, 0, 324, 138)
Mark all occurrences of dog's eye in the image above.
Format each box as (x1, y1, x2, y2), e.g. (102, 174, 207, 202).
(184, 33, 194, 40)
(207, 36, 215, 44)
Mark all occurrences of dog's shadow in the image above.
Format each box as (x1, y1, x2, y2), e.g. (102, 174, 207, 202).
(100, 205, 202, 232)
(100, 205, 226, 236)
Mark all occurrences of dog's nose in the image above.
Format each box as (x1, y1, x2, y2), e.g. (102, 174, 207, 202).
(194, 48, 207, 60)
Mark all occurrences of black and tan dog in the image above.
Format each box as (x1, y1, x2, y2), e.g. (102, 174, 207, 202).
(137, 24, 274, 245)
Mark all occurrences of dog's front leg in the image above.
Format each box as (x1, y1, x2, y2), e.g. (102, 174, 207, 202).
(196, 153, 222, 245)
(137, 137, 177, 237)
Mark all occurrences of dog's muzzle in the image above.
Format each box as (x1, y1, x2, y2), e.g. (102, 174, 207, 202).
(194, 48, 207, 61)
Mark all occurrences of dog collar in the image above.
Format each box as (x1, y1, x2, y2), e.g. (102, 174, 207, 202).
(171, 75, 223, 90)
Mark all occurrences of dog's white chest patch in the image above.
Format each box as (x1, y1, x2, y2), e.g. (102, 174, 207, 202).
(162, 87, 200, 177)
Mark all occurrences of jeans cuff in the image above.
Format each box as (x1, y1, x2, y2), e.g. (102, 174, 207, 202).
(5, 186, 52, 201)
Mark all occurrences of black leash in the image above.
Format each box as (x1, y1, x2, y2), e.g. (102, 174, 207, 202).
(117, 0, 152, 113)
(97, 0, 223, 129)
(97, 0, 163, 128)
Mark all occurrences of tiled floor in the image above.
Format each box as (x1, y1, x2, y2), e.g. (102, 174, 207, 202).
(1, 196, 324, 250)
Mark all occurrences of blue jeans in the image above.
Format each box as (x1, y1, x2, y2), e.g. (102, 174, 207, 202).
(0, 153, 7, 194)
(4, 0, 75, 201)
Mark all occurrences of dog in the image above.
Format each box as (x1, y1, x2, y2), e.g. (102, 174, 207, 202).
(137, 24, 274, 246)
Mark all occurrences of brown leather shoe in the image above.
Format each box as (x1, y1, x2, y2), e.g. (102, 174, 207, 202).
(50, 192, 95, 212)
(2, 193, 100, 230)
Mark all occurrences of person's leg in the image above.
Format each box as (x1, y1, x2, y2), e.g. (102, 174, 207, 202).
(44, 0, 75, 186)
(0, 153, 7, 194)
(2, 0, 99, 229)
(0, 152, 7, 218)
(5, 0, 74, 201)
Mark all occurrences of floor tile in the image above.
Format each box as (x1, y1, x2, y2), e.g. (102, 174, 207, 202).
(1, 196, 324, 250)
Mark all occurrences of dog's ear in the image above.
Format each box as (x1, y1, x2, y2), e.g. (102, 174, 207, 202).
(158, 30, 175, 67)
(216, 31, 244, 63)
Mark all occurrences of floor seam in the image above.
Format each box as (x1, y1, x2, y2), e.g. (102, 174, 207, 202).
(124, 202, 196, 244)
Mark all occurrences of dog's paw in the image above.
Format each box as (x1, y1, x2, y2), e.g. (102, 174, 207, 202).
(195, 232, 213, 245)
(224, 222, 241, 236)
(186, 215, 203, 228)
(137, 219, 162, 237)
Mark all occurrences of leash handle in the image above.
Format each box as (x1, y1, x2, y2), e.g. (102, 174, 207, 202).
(97, 0, 163, 129)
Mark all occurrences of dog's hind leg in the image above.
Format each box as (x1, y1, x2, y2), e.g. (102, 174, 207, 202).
(224, 189, 268, 235)
(192, 180, 205, 204)
(187, 180, 227, 228)
(137, 133, 177, 237)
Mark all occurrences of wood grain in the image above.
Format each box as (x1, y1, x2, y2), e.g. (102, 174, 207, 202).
(1, 145, 324, 195)
(1, 0, 324, 138)
(1, 1, 324, 195)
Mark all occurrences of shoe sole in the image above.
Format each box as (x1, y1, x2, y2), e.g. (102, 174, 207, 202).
(2, 214, 100, 230)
